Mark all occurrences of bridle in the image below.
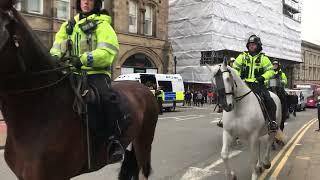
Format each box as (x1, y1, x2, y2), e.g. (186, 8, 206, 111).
(0, 8, 72, 95)
(214, 66, 252, 104)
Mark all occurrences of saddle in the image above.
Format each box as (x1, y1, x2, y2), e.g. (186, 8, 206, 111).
(253, 92, 271, 122)
(70, 74, 130, 133)
(69, 74, 131, 167)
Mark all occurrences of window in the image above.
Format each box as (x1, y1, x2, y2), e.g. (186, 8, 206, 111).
(56, 0, 70, 19)
(282, 0, 301, 22)
(128, 0, 138, 33)
(144, 5, 153, 36)
(200, 51, 225, 65)
(158, 81, 173, 92)
(26, 0, 43, 14)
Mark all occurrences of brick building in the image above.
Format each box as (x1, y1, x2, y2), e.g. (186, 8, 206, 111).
(15, 0, 173, 78)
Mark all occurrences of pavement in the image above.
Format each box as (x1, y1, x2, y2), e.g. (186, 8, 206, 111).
(264, 118, 320, 180)
(0, 106, 319, 180)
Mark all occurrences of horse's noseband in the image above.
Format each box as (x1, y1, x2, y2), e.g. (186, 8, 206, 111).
(214, 68, 234, 97)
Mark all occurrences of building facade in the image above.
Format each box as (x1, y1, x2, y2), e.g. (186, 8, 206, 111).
(15, 0, 173, 78)
(169, 0, 302, 85)
(293, 40, 320, 86)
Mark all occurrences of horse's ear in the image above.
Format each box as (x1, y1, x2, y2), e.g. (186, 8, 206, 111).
(223, 57, 228, 67)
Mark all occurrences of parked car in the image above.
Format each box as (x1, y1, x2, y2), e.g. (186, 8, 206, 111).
(306, 96, 317, 108)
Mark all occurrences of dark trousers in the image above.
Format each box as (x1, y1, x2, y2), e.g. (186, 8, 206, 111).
(157, 97, 163, 114)
(248, 83, 276, 122)
(86, 74, 121, 138)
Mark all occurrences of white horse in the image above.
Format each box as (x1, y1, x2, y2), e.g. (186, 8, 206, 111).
(208, 60, 282, 180)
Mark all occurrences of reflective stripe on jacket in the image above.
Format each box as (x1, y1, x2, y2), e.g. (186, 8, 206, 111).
(233, 52, 273, 86)
(50, 14, 119, 76)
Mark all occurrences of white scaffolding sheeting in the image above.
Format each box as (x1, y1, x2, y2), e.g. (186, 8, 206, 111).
(169, 0, 301, 83)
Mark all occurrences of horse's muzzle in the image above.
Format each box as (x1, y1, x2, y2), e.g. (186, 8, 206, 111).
(224, 104, 234, 112)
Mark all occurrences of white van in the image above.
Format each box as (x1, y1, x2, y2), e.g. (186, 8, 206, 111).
(115, 73, 185, 111)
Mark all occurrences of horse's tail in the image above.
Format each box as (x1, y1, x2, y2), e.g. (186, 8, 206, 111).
(119, 146, 139, 180)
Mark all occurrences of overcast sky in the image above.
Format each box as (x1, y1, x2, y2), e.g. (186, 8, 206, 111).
(301, 0, 320, 45)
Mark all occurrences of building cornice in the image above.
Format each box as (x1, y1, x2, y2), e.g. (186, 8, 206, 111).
(302, 40, 320, 51)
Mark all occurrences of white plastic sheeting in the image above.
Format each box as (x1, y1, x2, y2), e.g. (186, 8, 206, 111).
(169, 0, 301, 83)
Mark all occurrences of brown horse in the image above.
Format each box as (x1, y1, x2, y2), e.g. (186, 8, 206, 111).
(0, 2, 158, 180)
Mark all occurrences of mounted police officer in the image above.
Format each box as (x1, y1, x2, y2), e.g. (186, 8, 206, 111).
(269, 60, 287, 88)
(233, 34, 278, 131)
(50, 0, 124, 162)
(268, 60, 288, 131)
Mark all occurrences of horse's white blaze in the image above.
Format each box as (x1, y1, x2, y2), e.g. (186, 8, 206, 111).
(209, 65, 282, 180)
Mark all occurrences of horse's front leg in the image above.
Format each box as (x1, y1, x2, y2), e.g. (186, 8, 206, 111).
(221, 130, 236, 180)
(255, 139, 263, 174)
(249, 134, 259, 180)
(262, 132, 275, 170)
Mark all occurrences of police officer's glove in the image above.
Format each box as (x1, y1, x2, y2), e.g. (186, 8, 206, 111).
(70, 56, 83, 70)
(256, 76, 265, 86)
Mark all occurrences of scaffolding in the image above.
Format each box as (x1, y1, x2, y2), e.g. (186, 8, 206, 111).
(169, 0, 302, 83)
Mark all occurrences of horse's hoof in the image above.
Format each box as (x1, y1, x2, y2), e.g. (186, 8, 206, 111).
(255, 166, 263, 173)
(263, 162, 271, 169)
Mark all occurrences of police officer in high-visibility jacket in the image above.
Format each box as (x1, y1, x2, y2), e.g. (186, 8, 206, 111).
(233, 34, 278, 131)
(269, 60, 288, 131)
(155, 87, 164, 115)
(50, 0, 124, 162)
(270, 61, 287, 86)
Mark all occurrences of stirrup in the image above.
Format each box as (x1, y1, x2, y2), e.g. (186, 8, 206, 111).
(107, 139, 125, 162)
(268, 121, 278, 133)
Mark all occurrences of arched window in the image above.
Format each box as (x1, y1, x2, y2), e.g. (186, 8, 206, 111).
(144, 5, 154, 36)
(121, 53, 157, 74)
(123, 53, 155, 68)
(128, 0, 138, 33)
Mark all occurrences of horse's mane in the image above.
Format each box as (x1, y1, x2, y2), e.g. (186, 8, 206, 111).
(12, 9, 55, 68)
(208, 64, 249, 90)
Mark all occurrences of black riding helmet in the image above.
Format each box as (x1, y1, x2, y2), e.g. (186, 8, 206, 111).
(76, 0, 103, 13)
(246, 34, 262, 52)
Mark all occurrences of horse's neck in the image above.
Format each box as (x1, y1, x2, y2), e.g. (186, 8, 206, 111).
(233, 75, 251, 97)
(14, 10, 54, 71)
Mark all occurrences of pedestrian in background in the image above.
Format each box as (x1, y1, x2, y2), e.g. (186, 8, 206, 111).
(316, 88, 320, 131)
(208, 90, 213, 104)
(156, 86, 164, 115)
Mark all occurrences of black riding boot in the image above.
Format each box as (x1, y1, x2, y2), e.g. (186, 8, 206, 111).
(262, 89, 278, 132)
(250, 83, 278, 132)
(105, 96, 126, 163)
(87, 74, 125, 162)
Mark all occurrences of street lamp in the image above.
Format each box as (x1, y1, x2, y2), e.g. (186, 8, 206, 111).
(174, 56, 177, 74)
